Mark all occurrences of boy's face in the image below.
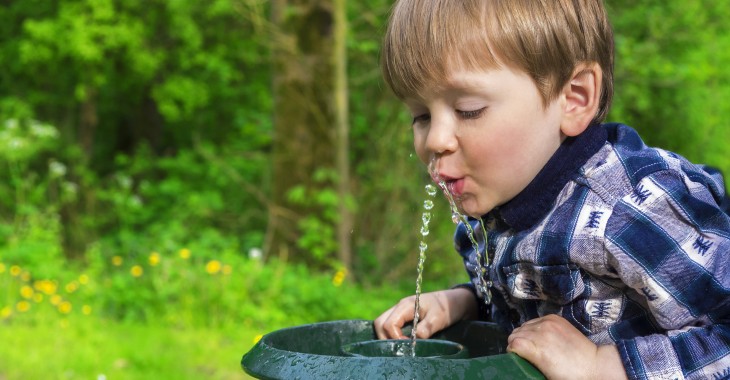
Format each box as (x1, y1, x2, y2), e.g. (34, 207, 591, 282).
(407, 66, 567, 217)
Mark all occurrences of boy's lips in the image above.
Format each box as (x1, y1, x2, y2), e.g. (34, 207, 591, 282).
(432, 173, 465, 197)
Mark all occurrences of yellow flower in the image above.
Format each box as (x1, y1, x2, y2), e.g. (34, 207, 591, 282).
(20, 285, 34, 299)
(130, 265, 144, 277)
(149, 252, 160, 267)
(205, 260, 222, 275)
(82, 305, 92, 315)
(65, 281, 78, 293)
(332, 269, 346, 287)
(9, 265, 21, 277)
(0, 306, 11, 319)
(37, 280, 57, 295)
(20, 271, 31, 282)
(112, 256, 123, 266)
(0, 263, 5, 273)
(33, 293, 43, 303)
(16, 301, 31, 313)
(253, 334, 264, 344)
(78, 274, 89, 285)
(179, 248, 191, 260)
(50, 295, 63, 306)
(222, 264, 232, 275)
(58, 301, 72, 314)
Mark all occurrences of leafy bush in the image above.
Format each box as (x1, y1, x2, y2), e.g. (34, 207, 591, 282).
(0, 226, 409, 331)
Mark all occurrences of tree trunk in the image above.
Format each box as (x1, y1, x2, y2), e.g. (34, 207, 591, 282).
(333, 0, 352, 273)
(267, 0, 351, 268)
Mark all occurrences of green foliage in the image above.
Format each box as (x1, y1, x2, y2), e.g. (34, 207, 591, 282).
(2, 0, 271, 164)
(607, 1, 730, 176)
(286, 169, 345, 266)
(0, 228, 405, 329)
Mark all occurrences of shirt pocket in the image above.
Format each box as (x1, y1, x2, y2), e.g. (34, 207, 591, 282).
(503, 263, 585, 305)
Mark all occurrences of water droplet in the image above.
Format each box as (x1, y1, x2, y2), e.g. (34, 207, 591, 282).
(423, 200, 434, 210)
(422, 212, 431, 225)
(451, 212, 461, 224)
(420, 226, 429, 236)
(425, 184, 437, 197)
(419, 241, 427, 251)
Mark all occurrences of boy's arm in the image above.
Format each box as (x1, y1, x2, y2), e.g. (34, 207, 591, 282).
(507, 314, 627, 380)
(603, 169, 730, 379)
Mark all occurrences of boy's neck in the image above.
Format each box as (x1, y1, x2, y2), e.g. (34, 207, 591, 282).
(494, 124, 608, 231)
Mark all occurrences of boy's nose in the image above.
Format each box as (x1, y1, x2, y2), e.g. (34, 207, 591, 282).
(425, 116, 458, 155)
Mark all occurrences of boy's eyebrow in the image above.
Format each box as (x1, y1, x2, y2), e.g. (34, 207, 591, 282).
(442, 74, 493, 94)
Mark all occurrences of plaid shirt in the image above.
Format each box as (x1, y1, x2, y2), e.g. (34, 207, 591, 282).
(456, 123, 730, 380)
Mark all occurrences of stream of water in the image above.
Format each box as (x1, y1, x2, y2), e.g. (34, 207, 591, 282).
(408, 159, 493, 357)
(408, 183, 437, 356)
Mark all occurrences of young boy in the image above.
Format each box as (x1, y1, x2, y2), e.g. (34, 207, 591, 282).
(373, 1, 730, 379)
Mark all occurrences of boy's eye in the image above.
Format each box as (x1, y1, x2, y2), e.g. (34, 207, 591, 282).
(458, 107, 486, 119)
(412, 113, 431, 125)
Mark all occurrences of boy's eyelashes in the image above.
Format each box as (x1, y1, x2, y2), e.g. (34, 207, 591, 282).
(458, 107, 486, 120)
(411, 107, 487, 125)
(412, 114, 431, 125)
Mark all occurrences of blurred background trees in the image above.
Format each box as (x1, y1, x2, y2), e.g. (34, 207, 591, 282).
(1, 0, 729, 288)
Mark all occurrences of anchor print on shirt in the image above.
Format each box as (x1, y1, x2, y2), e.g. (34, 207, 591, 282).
(630, 184, 652, 206)
(591, 301, 613, 318)
(521, 278, 541, 298)
(585, 299, 621, 328)
(511, 275, 544, 300)
(576, 207, 610, 239)
(641, 287, 659, 302)
(693, 236, 714, 256)
(585, 211, 604, 229)
(682, 232, 717, 268)
(712, 367, 730, 380)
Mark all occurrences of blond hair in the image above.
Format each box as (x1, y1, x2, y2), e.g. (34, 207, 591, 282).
(381, 0, 614, 124)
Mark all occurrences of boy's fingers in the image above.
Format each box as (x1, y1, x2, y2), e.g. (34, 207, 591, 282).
(374, 306, 409, 339)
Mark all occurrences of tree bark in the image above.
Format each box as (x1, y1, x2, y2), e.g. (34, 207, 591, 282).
(333, 0, 352, 273)
(267, 0, 350, 268)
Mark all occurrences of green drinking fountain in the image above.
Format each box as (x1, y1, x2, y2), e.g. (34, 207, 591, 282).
(241, 319, 544, 379)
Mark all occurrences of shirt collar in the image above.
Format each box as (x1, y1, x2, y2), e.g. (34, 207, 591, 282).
(492, 124, 608, 231)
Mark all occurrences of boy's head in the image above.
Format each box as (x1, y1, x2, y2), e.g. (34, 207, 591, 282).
(381, 0, 614, 125)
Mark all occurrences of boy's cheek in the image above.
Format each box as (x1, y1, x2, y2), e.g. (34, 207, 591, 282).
(412, 138, 429, 164)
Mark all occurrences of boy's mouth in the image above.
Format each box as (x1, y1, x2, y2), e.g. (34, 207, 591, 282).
(428, 158, 464, 198)
(431, 173, 464, 198)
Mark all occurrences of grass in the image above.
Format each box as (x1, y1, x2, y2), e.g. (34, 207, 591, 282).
(0, 315, 262, 379)
(0, 236, 463, 379)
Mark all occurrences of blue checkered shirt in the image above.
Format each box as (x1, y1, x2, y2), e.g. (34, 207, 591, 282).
(456, 123, 730, 380)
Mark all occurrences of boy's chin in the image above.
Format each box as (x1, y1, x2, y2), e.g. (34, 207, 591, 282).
(459, 200, 491, 219)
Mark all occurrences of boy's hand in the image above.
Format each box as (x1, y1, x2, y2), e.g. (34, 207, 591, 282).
(507, 314, 627, 380)
(374, 288, 478, 340)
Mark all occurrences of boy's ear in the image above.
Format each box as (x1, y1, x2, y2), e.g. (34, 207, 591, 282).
(560, 62, 602, 137)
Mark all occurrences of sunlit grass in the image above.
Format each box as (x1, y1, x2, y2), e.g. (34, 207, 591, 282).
(0, 240, 424, 379)
(0, 314, 258, 379)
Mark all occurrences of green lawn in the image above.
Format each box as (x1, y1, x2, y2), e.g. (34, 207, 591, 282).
(0, 316, 261, 379)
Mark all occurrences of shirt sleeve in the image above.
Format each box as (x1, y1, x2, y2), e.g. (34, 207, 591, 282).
(604, 169, 730, 380)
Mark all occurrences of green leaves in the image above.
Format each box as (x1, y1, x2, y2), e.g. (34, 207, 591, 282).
(608, 1, 730, 175)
